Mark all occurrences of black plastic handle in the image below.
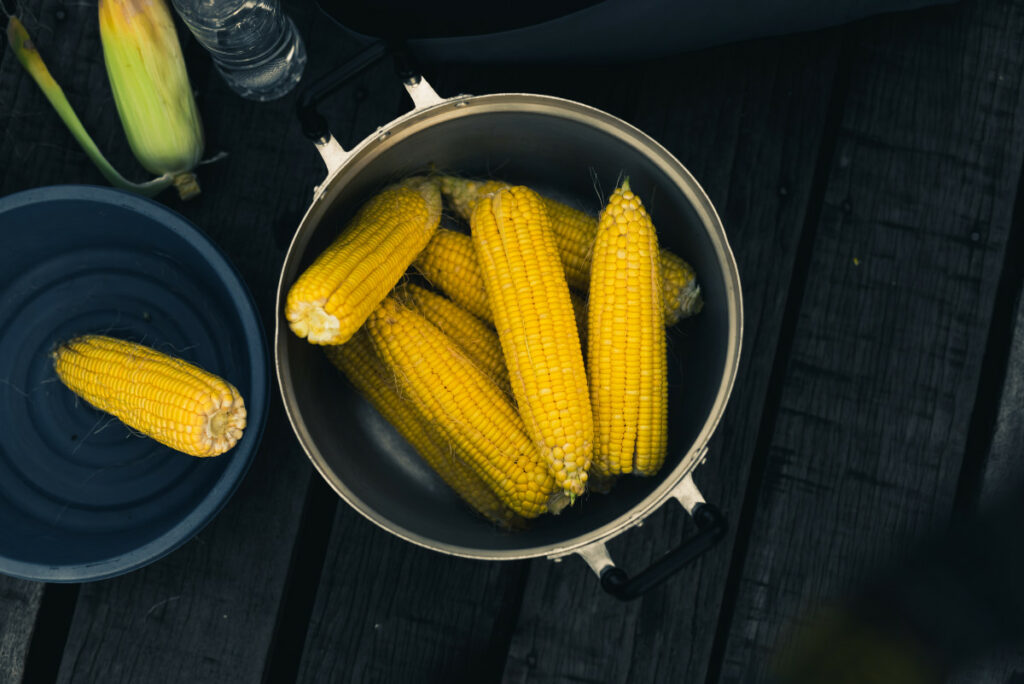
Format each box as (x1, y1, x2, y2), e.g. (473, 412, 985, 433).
(296, 40, 422, 142)
(600, 503, 727, 601)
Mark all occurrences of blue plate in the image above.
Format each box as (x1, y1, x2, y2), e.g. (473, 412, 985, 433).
(0, 186, 268, 582)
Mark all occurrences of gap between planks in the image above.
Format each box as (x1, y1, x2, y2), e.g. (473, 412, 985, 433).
(952, 151, 1024, 517)
(21, 584, 79, 684)
(261, 475, 339, 684)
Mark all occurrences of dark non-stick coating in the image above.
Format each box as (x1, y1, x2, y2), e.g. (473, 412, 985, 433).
(277, 95, 740, 558)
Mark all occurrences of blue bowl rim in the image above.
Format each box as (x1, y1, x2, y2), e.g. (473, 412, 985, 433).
(0, 185, 270, 583)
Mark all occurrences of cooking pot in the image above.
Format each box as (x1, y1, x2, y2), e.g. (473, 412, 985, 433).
(275, 45, 742, 599)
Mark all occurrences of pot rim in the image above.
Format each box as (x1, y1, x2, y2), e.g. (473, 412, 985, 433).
(275, 90, 744, 561)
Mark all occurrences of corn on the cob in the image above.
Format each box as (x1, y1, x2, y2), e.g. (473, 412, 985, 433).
(367, 297, 564, 518)
(471, 186, 593, 498)
(286, 177, 441, 345)
(52, 335, 246, 457)
(587, 180, 667, 476)
(323, 331, 521, 528)
(403, 283, 511, 395)
(413, 227, 493, 322)
(440, 174, 702, 324)
(99, 0, 205, 200)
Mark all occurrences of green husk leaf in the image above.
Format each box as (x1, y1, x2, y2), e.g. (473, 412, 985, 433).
(5, 16, 175, 197)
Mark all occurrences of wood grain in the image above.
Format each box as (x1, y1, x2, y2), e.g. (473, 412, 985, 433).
(0, 577, 43, 683)
(490, 33, 844, 684)
(718, 0, 1024, 680)
(296, 509, 527, 683)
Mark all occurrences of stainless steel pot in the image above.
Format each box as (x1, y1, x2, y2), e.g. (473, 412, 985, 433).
(276, 50, 743, 599)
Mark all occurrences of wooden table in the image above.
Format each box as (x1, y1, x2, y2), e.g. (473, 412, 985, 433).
(3, 0, 1024, 681)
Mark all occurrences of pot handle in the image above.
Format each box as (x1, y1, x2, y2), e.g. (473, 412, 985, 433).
(573, 475, 727, 601)
(296, 41, 443, 174)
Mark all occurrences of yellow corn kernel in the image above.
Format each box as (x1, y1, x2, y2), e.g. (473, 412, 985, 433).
(403, 283, 511, 395)
(441, 177, 595, 285)
(52, 334, 245, 457)
(440, 174, 702, 323)
(367, 298, 564, 518)
(416, 228, 590, 346)
(471, 185, 593, 498)
(286, 177, 441, 345)
(587, 180, 667, 476)
(543, 194, 599, 288)
(413, 227, 493, 322)
(323, 331, 521, 528)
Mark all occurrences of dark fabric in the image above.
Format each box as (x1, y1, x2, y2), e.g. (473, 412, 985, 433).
(315, 0, 957, 64)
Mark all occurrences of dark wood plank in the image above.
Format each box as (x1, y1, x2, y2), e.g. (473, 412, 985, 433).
(297, 510, 526, 683)
(951, 644, 1024, 682)
(718, 0, 1024, 680)
(53, 405, 311, 684)
(0, 577, 43, 683)
(492, 33, 844, 684)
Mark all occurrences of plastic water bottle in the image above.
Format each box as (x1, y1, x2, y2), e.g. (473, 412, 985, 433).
(170, 0, 307, 102)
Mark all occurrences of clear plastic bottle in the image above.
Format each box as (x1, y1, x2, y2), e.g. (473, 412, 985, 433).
(170, 0, 307, 102)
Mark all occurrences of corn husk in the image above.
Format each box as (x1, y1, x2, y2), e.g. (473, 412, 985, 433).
(98, 0, 204, 199)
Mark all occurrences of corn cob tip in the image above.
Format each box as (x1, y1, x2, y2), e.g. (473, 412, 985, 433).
(286, 177, 442, 345)
(670, 283, 704, 322)
(660, 251, 704, 324)
(205, 399, 247, 453)
(286, 300, 342, 344)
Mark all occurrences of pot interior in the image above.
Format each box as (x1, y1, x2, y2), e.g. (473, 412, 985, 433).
(278, 96, 739, 557)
